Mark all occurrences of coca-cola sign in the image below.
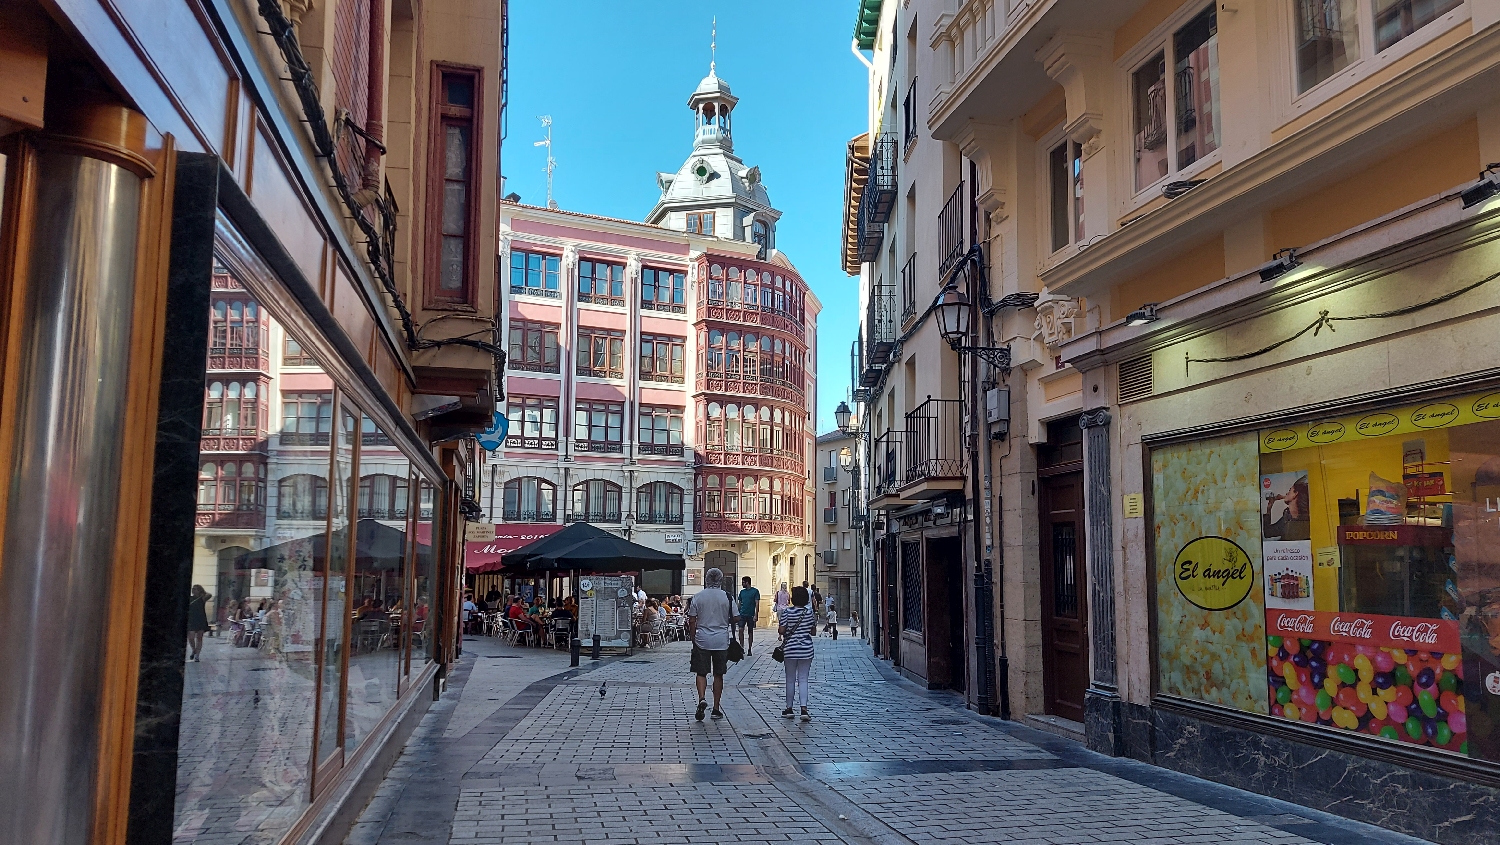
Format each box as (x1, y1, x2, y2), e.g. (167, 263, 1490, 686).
(1265, 609, 1459, 653)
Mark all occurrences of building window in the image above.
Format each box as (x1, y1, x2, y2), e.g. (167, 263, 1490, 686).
(502, 476, 556, 521)
(569, 479, 622, 523)
(1049, 140, 1084, 252)
(1292, 0, 1460, 95)
(360, 415, 393, 447)
(283, 335, 317, 366)
(210, 299, 266, 361)
(198, 461, 266, 513)
(578, 259, 625, 307)
(639, 334, 686, 384)
(751, 221, 769, 258)
(576, 327, 625, 379)
(276, 473, 328, 519)
(1372, 0, 1460, 52)
(573, 401, 624, 453)
(509, 249, 561, 298)
(280, 392, 332, 445)
(636, 482, 684, 524)
(638, 405, 684, 455)
(204, 381, 260, 437)
(505, 396, 559, 450)
(641, 267, 686, 312)
(426, 64, 482, 307)
(1132, 4, 1220, 193)
(685, 211, 715, 235)
(358, 474, 410, 520)
(508, 320, 560, 373)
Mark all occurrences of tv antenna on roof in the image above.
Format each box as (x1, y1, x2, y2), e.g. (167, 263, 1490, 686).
(534, 115, 557, 209)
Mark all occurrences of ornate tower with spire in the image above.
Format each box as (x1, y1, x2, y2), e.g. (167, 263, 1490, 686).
(646, 46, 780, 258)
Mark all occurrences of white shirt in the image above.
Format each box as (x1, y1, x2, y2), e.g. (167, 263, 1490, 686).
(635, 588, 647, 603)
(461, 600, 476, 621)
(686, 586, 733, 650)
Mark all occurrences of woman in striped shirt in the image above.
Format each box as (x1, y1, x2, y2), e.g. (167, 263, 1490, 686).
(778, 585, 818, 720)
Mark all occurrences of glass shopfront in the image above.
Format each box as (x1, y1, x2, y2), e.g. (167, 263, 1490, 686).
(1153, 388, 1500, 767)
(174, 254, 443, 844)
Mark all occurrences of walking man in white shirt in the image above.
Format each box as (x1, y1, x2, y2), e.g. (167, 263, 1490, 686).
(686, 567, 736, 721)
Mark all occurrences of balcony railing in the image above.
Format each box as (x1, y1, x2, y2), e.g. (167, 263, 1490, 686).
(634, 513, 685, 525)
(511, 284, 560, 299)
(196, 509, 266, 530)
(505, 434, 558, 450)
(823, 466, 838, 483)
(638, 443, 685, 457)
(856, 134, 897, 263)
(902, 76, 919, 151)
(860, 281, 896, 388)
(694, 515, 804, 538)
(850, 339, 869, 403)
(823, 507, 839, 525)
(576, 440, 624, 454)
(822, 549, 839, 567)
(900, 253, 918, 324)
(565, 510, 621, 524)
(938, 182, 965, 280)
(873, 430, 906, 497)
(905, 397, 965, 483)
(502, 509, 555, 522)
(279, 431, 330, 447)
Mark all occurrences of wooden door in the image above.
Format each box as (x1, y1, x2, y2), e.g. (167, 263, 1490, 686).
(1039, 472, 1088, 722)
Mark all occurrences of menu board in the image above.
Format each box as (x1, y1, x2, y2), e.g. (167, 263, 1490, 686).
(577, 575, 635, 649)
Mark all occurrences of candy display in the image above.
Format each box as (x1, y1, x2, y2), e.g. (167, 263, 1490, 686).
(1267, 638, 1467, 754)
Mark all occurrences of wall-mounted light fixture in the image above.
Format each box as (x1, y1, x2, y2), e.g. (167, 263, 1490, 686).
(1460, 164, 1500, 209)
(1258, 248, 1301, 283)
(1125, 303, 1160, 327)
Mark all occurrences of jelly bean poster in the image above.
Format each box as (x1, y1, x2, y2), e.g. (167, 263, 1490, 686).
(1152, 433, 1268, 714)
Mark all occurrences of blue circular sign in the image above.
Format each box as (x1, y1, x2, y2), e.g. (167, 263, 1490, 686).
(477, 413, 508, 451)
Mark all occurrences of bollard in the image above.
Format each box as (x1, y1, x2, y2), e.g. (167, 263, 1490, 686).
(570, 637, 580, 667)
(591, 634, 601, 660)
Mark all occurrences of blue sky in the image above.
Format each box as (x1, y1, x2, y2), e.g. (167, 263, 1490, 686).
(503, 0, 866, 433)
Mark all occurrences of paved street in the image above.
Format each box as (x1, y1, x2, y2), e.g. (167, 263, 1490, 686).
(346, 633, 1434, 845)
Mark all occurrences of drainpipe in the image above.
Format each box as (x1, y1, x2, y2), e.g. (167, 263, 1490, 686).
(361, 0, 387, 192)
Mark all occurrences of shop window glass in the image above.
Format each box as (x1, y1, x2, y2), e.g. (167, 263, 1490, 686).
(316, 404, 357, 766)
(345, 415, 409, 752)
(1153, 391, 1500, 764)
(413, 479, 439, 664)
(175, 274, 335, 841)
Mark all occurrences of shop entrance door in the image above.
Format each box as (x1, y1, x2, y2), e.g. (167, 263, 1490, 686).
(1039, 471, 1088, 722)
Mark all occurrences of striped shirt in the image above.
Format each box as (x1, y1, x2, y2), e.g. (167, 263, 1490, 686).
(778, 605, 816, 660)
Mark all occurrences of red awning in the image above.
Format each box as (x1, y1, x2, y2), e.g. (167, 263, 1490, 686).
(465, 524, 563, 573)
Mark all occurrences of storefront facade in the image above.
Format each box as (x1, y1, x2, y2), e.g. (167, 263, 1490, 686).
(1065, 193, 1500, 842)
(0, 0, 502, 843)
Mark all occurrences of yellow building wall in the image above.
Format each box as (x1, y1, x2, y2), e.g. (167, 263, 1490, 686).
(1268, 119, 1479, 250)
(1109, 236, 1225, 323)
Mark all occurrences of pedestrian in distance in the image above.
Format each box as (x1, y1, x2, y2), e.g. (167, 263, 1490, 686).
(736, 576, 761, 656)
(778, 585, 817, 721)
(686, 567, 736, 721)
(810, 585, 823, 618)
(186, 585, 211, 662)
(773, 582, 790, 621)
(824, 603, 838, 640)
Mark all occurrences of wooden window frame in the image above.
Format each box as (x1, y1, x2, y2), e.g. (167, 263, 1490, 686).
(507, 319, 560, 373)
(638, 333, 686, 384)
(423, 62, 484, 309)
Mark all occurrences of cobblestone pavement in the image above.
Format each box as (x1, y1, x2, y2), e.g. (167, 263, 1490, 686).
(347, 631, 1435, 845)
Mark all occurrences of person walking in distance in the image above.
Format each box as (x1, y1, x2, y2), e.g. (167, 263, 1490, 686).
(779, 586, 817, 721)
(687, 567, 736, 721)
(186, 585, 211, 662)
(735, 576, 761, 656)
(773, 582, 790, 622)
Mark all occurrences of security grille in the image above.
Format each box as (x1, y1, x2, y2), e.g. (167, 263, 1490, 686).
(1118, 354, 1154, 402)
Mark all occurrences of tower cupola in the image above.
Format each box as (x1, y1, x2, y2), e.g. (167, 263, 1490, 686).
(689, 71, 737, 152)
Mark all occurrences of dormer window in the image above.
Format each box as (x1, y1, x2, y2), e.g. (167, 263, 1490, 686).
(752, 221, 769, 258)
(686, 211, 715, 235)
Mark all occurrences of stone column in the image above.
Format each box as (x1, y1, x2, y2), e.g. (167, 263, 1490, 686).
(1080, 407, 1121, 754)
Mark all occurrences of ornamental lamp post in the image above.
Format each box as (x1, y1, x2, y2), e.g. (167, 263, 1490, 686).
(834, 400, 853, 434)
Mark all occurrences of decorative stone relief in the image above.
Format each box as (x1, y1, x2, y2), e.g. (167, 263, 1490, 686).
(1033, 291, 1081, 352)
(561, 244, 578, 275)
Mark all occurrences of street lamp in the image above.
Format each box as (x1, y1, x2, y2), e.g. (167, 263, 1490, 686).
(933, 281, 1013, 373)
(838, 446, 853, 470)
(834, 400, 853, 434)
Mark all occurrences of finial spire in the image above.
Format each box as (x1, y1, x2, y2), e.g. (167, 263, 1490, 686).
(710, 17, 716, 75)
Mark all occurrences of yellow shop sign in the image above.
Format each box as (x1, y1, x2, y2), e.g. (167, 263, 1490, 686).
(1173, 536, 1255, 611)
(1260, 389, 1500, 453)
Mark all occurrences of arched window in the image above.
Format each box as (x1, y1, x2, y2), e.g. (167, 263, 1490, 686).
(725, 332, 740, 378)
(706, 401, 723, 447)
(706, 329, 724, 374)
(743, 333, 758, 380)
(725, 404, 740, 450)
(752, 221, 769, 258)
(359, 473, 410, 520)
(724, 475, 740, 514)
(636, 482, 683, 524)
(569, 480, 621, 523)
(703, 475, 721, 516)
(503, 476, 556, 522)
(278, 474, 329, 520)
(708, 263, 724, 302)
(197, 461, 265, 513)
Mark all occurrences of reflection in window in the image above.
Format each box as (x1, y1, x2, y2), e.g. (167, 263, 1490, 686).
(281, 392, 332, 445)
(502, 476, 557, 521)
(1295, 0, 1360, 92)
(1373, 0, 1459, 52)
(509, 249, 560, 298)
(569, 479, 622, 523)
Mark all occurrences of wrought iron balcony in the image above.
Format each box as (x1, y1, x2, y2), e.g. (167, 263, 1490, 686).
(821, 549, 839, 567)
(900, 253, 918, 325)
(859, 281, 897, 388)
(856, 134, 897, 263)
(938, 182, 965, 280)
(872, 430, 906, 497)
(904, 397, 965, 487)
(823, 466, 839, 483)
(823, 507, 839, 525)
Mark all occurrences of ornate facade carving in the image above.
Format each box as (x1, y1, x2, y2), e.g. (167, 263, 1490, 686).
(1033, 292, 1081, 351)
